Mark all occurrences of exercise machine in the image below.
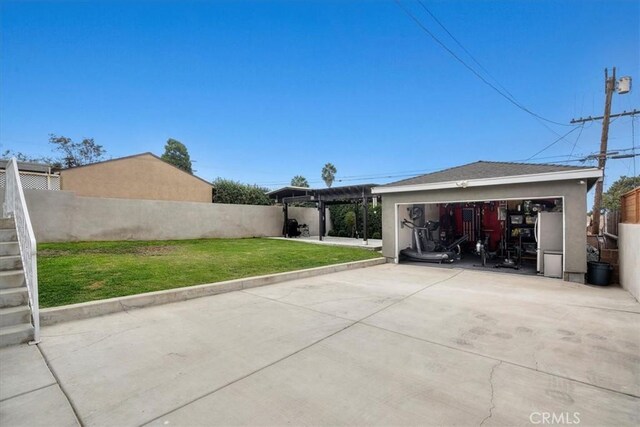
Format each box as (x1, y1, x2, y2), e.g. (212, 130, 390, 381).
(400, 217, 467, 264)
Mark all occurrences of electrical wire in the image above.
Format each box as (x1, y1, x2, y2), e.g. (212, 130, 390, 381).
(415, 0, 518, 102)
(525, 126, 583, 160)
(393, 0, 575, 127)
(413, 0, 584, 150)
(568, 123, 586, 158)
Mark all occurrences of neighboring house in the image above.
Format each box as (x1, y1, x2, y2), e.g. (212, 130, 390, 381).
(0, 160, 60, 190)
(60, 153, 214, 203)
(372, 161, 602, 283)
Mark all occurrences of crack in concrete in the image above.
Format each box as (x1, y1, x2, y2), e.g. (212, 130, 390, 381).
(479, 360, 502, 426)
(119, 300, 132, 314)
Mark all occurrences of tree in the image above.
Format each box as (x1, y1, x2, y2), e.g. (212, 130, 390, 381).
(212, 178, 272, 205)
(161, 138, 192, 174)
(603, 176, 640, 211)
(49, 134, 106, 168)
(290, 175, 309, 187)
(1, 150, 56, 165)
(321, 163, 337, 188)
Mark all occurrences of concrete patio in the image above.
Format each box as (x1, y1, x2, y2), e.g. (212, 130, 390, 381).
(269, 235, 383, 250)
(2, 264, 639, 426)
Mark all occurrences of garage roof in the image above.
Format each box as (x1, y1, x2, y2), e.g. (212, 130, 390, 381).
(373, 161, 602, 194)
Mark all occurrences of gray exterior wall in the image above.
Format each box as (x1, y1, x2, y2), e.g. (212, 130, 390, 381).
(2, 189, 326, 242)
(378, 179, 588, 282)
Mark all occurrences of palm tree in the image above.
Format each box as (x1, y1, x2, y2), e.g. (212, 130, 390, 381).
(321, 163, 337, 188)
(290, 175, 309, 187)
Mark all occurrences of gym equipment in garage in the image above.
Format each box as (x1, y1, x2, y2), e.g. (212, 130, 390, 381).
(399, 218, 459, 264)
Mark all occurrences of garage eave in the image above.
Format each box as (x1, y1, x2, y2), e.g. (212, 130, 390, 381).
(371, 168, 603, 195)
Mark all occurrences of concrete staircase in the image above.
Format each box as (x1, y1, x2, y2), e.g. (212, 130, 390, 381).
(0, 217, 34, 347)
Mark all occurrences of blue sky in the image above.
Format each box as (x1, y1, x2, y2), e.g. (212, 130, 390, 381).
(1, 0, 638, 196)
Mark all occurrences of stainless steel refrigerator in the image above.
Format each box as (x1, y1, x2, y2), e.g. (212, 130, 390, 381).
(535, 212, 563, 274)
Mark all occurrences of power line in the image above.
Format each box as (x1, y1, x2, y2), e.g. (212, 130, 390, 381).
(393, 0, 574, 127)
(525, 114, 627, 162)
(525, 126, 583, 160)
(257, 167, 444, 187)
(568, 123, 586, 158)
(413, 0, 584, 150)
(414, 0, 517, 101)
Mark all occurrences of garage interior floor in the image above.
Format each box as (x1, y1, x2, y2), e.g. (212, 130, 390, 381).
(404, 255, 539, 277)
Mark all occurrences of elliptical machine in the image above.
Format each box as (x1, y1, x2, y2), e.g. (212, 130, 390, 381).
(400, 207, 461, 264)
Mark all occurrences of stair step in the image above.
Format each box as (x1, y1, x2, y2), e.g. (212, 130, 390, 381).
(0, 270, 26, 290)
(0, 229, 17, 242)
(0, 305, 30, 328)
(0, 287, 28, 308)
(0, 323, 34, 348)
(0, 255, 22, 271)
(0, 242, 20, 256)
(0, 217, 16, 229)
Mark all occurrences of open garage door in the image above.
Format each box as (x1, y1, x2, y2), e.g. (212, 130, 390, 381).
(395, 197, 565, 278)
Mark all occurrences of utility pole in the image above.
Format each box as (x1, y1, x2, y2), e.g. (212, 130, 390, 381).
(591, 67, 616, 235)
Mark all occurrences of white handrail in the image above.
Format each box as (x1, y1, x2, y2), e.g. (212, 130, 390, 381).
(3, 158, 39, 343)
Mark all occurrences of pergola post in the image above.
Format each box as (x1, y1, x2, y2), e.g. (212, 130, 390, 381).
(363, 197, 368, 244)
(283, 203, 289, 237)
(318, 201, 325, 241)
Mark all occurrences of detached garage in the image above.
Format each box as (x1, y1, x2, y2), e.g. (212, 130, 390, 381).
(372, 161, 602, 283)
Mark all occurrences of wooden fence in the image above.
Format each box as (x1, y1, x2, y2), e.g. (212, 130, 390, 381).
(604, 210, 620, 236)
(621, 187, 640, 224)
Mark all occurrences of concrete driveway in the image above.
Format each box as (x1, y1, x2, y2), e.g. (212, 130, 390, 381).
(27, 265, 640, 425)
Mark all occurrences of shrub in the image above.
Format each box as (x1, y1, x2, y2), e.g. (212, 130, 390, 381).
(213, 178, 272, 206)
(372, 231, 382, 239)
(344, 211, 356, 237)
(328, 203, 382, 238)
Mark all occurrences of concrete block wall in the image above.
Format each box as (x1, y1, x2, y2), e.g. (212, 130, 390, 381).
(618, 223, 639, 301)
(1, 189, 327, 243)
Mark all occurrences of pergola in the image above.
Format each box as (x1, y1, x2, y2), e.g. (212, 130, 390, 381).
(267, 184, 378, 242)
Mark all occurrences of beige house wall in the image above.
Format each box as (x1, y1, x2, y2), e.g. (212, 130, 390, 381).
(378, 179, 589, 283)
(60, 153, 213, 203)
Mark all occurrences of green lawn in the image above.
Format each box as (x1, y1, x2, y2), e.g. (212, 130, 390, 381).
(37, 238, 381, 307)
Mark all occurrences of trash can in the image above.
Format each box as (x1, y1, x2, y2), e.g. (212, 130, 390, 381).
(587, 261, 612, 286)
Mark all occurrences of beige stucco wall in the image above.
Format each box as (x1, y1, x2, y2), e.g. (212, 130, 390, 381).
(60, 154, 213, 203)
(377, 179, 588, 282)
(4, 189, 324, 242)
(618, 223, 640, 301)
